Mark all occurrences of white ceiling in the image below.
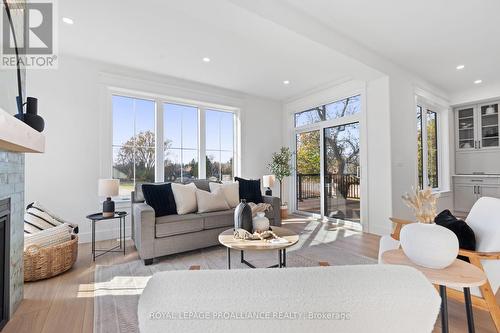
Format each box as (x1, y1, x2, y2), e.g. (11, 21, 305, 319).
(284, 0, 500, 95)
(59, 0, 499, 100)
(58, 0, 381, 101)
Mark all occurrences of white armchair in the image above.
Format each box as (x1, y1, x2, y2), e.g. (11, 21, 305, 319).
(378, 197, 500, 332)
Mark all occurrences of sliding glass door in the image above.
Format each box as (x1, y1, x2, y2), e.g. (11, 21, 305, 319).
(295, 130, 321, 214)
(323, 123, 360, 222)
(293, 94, 362, 224)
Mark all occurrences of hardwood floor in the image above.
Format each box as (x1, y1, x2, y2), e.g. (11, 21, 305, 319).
(3, 217, 499, 333)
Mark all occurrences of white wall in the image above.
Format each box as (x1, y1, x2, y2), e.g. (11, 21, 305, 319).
(365, 76, 393, 235)
(26, 55, 282, 243)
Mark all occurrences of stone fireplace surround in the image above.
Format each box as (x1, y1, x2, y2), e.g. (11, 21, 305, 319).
(0, 151, 24, 319)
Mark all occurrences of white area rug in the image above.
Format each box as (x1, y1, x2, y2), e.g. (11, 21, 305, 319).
(94, 221, 376, 333)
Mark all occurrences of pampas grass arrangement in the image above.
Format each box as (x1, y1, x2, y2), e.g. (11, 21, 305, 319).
(401, 187, 437, 223)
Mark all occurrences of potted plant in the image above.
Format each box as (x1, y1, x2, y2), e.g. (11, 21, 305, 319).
(268, 147, 293, 219)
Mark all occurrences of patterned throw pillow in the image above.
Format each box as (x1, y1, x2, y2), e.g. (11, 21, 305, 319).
(24, 202, 79, 235)
(24, 223, 72, 250)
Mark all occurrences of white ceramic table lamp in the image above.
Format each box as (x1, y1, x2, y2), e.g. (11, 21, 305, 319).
(263, 175, 275, 196)
(98, 179, 119, 217)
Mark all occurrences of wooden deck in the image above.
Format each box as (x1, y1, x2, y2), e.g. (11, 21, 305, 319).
(297, 197, 361, 222)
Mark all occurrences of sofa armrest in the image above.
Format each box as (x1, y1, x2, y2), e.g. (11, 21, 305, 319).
(133, 203, 155, 260)
(263, 195, 281, 227)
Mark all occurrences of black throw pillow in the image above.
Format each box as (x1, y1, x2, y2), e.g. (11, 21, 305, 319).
(235, 177, 263, 204)
(141, 183, 177, 217)
(434, 209, 476, 261)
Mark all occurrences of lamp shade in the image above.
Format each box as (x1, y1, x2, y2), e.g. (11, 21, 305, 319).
(262, 175, 275, 188)
(98, 179, 119, 197)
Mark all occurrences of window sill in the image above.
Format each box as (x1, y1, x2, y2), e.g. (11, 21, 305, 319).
(432, 189, 452, 198)
(115, 199, 131, 208)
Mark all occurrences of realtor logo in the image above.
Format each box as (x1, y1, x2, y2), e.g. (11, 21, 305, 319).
(1, 1, 58, 68)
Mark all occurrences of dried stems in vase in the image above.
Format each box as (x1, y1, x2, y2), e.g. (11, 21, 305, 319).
(401, 187, 437, 223)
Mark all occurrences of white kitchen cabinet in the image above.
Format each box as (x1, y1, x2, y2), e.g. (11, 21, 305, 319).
(453, 176, 500, 213)
(453, 184, 477, 213)
(456, 102, 499, 150)
(455, 102, 500, 174)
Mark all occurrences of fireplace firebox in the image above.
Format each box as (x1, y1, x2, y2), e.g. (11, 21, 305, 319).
(0, 198, 10, 329)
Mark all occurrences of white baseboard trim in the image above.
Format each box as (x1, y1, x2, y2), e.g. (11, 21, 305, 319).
(368, 224, 391, 237)
(78, 226, 132, 243)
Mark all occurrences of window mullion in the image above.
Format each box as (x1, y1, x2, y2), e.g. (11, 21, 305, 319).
(156, 100, 164, 182)
(422, 109, 429, 188)
(199, 107, 206, 179)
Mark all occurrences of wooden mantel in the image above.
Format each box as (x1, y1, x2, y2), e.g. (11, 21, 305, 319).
(0, 108, 45, 153)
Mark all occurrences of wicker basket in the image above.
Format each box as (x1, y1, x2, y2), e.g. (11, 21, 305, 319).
(24, 235, 78, 282)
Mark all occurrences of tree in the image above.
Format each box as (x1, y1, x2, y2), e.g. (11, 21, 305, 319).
(268, 147, 293, 205)
(296, 131, 320, 174)
(115, 131, 171, 183)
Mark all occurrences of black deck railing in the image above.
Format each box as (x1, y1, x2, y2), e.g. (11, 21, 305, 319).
(297, 173, 360, 201)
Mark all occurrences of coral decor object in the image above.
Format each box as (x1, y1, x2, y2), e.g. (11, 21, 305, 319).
(401, 187, 437, 223)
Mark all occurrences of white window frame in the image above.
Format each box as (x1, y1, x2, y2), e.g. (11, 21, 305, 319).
(107, 87, 240, 201)
(416, 100, 442, 191)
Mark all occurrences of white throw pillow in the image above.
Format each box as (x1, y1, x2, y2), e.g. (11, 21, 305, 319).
(171, 183, 198, 214)
(196, 188, 230, 213)
(209, 182, 239, 208)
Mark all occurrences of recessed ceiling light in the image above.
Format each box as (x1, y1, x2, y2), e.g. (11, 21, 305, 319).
(62, 17, 74, 25)
(283, 80, 290, 85)
(474, 79, 483, 84)
(202, 57, 211, 63)
(456, 65, 465, 70)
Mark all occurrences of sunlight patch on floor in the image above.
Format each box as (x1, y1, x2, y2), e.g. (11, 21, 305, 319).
(78, 275, 151, 298)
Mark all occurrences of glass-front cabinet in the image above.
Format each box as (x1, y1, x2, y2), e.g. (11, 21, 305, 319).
(456, 102, 500, 151)
(457, 107, 475, 149)
(480, 103, 499, 148)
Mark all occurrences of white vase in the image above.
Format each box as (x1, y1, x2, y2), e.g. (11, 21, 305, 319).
(252, 212, 270, 232)
(400, 222, 459, 269)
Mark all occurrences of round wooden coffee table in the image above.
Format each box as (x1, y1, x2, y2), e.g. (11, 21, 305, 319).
(218, 226, 299, 269)
(382, 249, 487, 333)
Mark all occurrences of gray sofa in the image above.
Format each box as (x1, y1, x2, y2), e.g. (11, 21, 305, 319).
(131, 179, 281, 265)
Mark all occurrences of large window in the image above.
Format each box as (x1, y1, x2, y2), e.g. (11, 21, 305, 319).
(206, 109, 234, 181)
(417, 105, 439, 189)
(112, 95, 156, 196)
(112, 94, 237, 198)
(164, 103, 199, 182)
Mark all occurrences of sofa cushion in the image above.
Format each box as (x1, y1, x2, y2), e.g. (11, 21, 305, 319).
(134, 180, 217, 202)
(171, 183, 198, 214)
(235, 177, 263, 204)
(209, 182, 239, 208)
(201, 209, 235, 230)
(142, 183, 177, 217)
(134, 182, 168, 202)
(196, 188, 230, 213)
(155, 214, 204, 238)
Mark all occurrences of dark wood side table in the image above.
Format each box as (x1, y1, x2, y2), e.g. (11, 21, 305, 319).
(86, 212, 127, 261)
(382, 249, 487, 333)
